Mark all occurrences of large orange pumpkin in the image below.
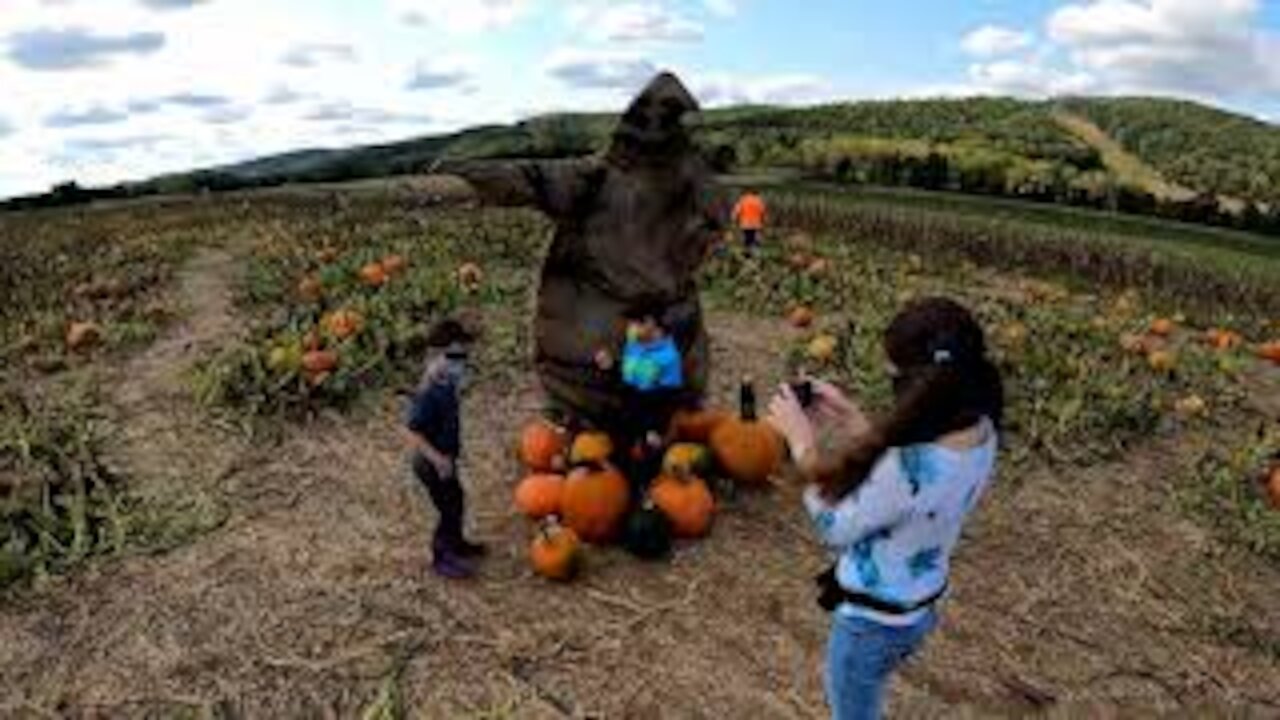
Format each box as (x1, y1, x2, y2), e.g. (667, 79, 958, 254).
(560, 462, 630, 543)
(669, 408, 730, 444)
(530, 517, 581, 582)
(359, 262, 388, 287)
(570, 431, 614, 465)
(650, 471, 715, 538)
(710, 380, 783, 487)
(519, 420, 568, 472)
(514, 474, 565, 519)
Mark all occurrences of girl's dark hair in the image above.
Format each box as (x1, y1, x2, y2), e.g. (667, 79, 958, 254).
(813, 297, 1004, 499)
(425, 317, 478, 349)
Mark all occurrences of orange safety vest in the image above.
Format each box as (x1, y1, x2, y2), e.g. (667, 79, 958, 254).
(733, 193, 766, 230)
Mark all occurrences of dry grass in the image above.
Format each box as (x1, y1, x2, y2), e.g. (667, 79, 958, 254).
(1, 189, 1278, 718)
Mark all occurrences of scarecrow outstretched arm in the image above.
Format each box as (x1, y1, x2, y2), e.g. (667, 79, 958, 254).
(440, 159, 599, 219)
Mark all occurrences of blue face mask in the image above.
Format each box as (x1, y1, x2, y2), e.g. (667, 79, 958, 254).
(442, 357, 469, 388)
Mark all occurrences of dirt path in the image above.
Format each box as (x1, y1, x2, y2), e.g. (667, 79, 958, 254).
(1, 289, 1278, 717)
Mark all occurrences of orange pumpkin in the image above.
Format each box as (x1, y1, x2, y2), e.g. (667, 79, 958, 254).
(302, 349, 338, 374)
(1204, 328, 1242, 351)
(710, 380, 783, 487)
(530, 517, 581, 582)
(1263, 462, 1280, 510)
(788, 306, 815, 329)
(381, 254, 407, 275)
(560, 462, 630, 543)
(669, 408, 730, 444)
(570, 431, 614, 465)
(1149, 317, 1175, 337)
(650, 471, 715, 538)
(519, 420, 568, 472)
(359, 262, 388, 287)
(514, 474, 565, 519)
(322, 309, 364, 340)
(1257, 341, 1280, 365)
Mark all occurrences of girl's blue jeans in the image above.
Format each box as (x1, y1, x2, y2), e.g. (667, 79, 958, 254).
(825, 609, 938, 720)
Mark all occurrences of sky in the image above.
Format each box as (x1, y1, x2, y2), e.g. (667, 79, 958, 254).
(2, 0, 1278, 199)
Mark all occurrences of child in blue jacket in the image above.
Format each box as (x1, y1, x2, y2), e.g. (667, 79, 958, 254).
(619, 308, 684, 488)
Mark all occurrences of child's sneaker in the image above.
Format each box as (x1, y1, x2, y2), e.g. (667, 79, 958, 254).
(453, 538, 488, 558)
(431, 548, 474, 580)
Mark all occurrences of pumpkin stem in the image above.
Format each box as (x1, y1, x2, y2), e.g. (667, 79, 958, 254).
(739, 378, 757, 422)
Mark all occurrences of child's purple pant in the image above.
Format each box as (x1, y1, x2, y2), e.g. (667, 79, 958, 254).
(410, 451, 465, 551)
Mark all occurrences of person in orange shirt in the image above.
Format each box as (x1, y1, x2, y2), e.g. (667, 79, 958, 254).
(732, 188, 767, 254)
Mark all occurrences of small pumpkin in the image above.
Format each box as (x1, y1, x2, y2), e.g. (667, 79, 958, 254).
(1262, 461, 1280, 510)
(710, 380, 783, 487)
(806, 334, 839, 364)
(302, 349, 339, 374)
(663, 443, 712, 477)
(514, 473, 565, 519)
(620, 499, 673, 560)
(788, 252, 813, 271)
(1204, 328, 1242, 351)
(1257, 341, 1280, 365)
(1174, 394, 1207, 419)
(1149, 317, 1175, 337)
(323, 309, 364, 340)
(359, 262, 388, 288)
(267, 342, 303, 374)
(65, 322, 102, 352)
(519, 419, 569, 472)
(998, 322, 1029, 348)
(1147, 349, 1176, 373)
(297, 275, 323, 303)
(570, 431, 614, 465)
(650, 470, 715, 539)
(560, 462, 630, 543)
(669, 408, 730, 444)
(457, 262, 484, 292)
(788, 306, 815, 329)
(530, 517, 582, 582)
(381, 254, 407, 275)
(317, 247, 340, 264)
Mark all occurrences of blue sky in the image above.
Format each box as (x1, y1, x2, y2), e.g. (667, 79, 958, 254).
(1, 0, 1277, 199)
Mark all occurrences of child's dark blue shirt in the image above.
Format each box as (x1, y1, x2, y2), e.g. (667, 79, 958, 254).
(405, 380, 461, 457)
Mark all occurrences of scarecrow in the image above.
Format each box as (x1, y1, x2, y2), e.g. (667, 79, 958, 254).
(442, 72, 722, 437)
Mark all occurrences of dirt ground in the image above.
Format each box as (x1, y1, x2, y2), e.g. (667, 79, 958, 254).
(1, 246, 1278, 719)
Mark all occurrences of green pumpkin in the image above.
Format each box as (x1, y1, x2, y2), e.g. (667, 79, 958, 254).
(620, 500, 672, 561)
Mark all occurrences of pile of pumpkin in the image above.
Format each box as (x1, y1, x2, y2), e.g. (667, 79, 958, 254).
(514, 382, 784, 581)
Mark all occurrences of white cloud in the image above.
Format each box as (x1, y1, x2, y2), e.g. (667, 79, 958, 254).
(961, 25, 1033, 57)
(406, 56, 474, 91)
(967, 58, 1096, 97)
(574, 3, 704, 44)
(281, 42, 357, 68)
(390, 0, 532, 33)
(695, 72, 834, 107)
(1047, 0, 1280, 95)
(544, 48, 659, 91)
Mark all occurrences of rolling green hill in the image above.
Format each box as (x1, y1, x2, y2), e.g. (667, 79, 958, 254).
(6, 96, 1278, 235)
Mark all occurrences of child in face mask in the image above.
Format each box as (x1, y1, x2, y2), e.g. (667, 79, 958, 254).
(403, 317, 484, 579)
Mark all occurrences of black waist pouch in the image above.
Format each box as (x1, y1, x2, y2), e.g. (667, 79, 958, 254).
(814, 565, 947, 615)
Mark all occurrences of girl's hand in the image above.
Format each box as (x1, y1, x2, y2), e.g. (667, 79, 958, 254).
(812, 380, 871, 435)
(767, 384, 817, 468)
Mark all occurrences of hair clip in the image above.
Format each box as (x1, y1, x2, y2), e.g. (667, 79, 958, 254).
(932, 348, 954, 365)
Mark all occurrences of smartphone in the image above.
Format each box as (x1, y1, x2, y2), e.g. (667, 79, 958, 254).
(791, 379, 814, 408)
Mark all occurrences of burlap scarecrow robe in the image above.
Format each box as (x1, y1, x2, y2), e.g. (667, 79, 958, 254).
(446, 72, 722, 433)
